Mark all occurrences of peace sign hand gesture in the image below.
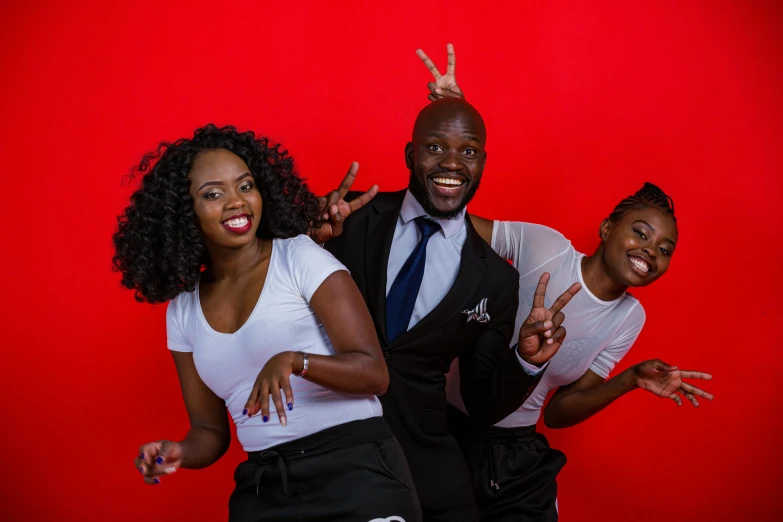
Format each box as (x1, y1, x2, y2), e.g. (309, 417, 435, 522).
(517, 273, 582, 366)
(416, 43, 464, 101)
(309, 162, 379, 243)
(633, 359, 714, 407)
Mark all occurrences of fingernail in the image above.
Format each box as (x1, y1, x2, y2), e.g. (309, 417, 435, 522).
(287, 402, 293, 411)
(155, 456, 164, 465)
(263, 415, 269, 423)
(544, 330, 552, 337)
(139, 467, 144, 475)
(164, 467, 177, 474)
(281, 416, 287, 428)
(547, 339, 554, 344)
(242, 408, 248, 416)
(331, 205, 338, 214)
(153, 478, 160, 484)
(544, 321, 553, 328)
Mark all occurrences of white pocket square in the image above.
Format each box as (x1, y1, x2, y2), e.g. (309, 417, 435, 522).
(462, 298, 490, 323)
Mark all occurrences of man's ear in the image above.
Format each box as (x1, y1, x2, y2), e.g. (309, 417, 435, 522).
(404, 142, 414, 170)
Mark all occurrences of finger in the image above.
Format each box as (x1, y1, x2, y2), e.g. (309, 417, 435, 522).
(679, 370, 712, 380)
(347, 184, 379, 213)
(321, 191, 339, 221)
(259, 381, 271, 422)
(446, 43, 455, 76)
(427, 94, 438, 102)
(534, 334, 564, 363)
(145, 461, 179, 478)
(549, 282, 582, 314)
(532, 272, 551, 309)
(143, 475, 163, 485)
(138, 442, 161, 471)
(680, 382, 714, 400)
(549, 311, 565, 337)
(270, 381, 287, 427)
(329, 205, 344, 237)
(680, 389, 700, 407)
(281, 374, 294, 413)
(416, 49, 442, 79)
(519, 320, 554, 339)
(427, 82, 438, 94)
(244, 385, 260, 417)
(134, 455, 145, 477)
(669, 393, 682, 407)
(548, 326, 567, 346)
(337, 162, 359, 200)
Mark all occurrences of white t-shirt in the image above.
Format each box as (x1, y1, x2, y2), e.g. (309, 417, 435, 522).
(166, 235, 382, 452)
(446, 222, 645, 427)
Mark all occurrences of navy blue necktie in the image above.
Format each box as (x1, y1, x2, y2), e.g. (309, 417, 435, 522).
(386, 217, 442, 343)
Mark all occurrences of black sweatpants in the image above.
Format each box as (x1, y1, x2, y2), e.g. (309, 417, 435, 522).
(229, 416, 422, 522)
(449, 406, 566, 522)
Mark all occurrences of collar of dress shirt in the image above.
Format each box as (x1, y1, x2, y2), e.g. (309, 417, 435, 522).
(400, 190, 466, 239)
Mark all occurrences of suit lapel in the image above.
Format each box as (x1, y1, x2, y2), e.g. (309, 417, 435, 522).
(364, 201, 402, 347)
(390, 216, 487, 349)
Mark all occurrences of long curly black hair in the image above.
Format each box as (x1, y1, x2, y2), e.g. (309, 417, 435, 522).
(113, 124, 321, 304)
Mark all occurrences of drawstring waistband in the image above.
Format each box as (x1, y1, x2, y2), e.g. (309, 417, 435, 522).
(253, 450, 290, 497)
(246, 416, 393, 499)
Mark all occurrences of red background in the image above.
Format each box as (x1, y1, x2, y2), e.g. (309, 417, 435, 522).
(1, 1, 781, 520)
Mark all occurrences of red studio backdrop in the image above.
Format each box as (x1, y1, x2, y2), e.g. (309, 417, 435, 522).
(0, 1, 780, 520)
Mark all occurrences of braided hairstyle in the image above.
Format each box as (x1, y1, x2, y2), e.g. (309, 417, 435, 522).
(112, 124, 321, 304)
(607, 182, 676, 230)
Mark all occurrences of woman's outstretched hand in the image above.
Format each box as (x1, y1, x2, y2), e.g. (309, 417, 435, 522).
(633, 359, 714, 407)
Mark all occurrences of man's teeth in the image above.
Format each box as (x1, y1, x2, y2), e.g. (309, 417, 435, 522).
(432, 177, 464, 187)
(630, 256, 649, 273)
(224, 216, 249, 228)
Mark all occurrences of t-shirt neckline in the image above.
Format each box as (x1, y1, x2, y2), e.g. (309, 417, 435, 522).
(195, 239, 277, 337)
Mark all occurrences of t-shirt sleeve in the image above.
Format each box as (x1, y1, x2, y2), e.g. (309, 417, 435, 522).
(288, 235, 349, 301)
(491, 221, 572, 277)
(589, 302, 646, 379)
(166, 297, 193, 353)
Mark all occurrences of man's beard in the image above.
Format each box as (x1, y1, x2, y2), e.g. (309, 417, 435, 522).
(408, 168, 481, 220)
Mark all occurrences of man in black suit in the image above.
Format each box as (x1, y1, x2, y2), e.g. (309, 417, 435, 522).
(324, 97, 567, 521)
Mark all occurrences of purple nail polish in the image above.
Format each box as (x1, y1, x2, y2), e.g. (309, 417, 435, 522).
(155, 456, 164, 465)
(263, 415, 269, 423)
(153, 478, 160, 484)
(287, 402, 293, 411)
(242, 408, 248, 416)
(139, 468, 144, 475)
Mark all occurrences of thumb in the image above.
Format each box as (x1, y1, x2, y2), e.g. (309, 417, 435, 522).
(655, 360, 678, 372)
(519, 320, 553, 339)
(157, 441, 180, 464)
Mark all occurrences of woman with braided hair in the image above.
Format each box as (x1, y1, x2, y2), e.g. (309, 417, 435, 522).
(417, 46, 714, 521)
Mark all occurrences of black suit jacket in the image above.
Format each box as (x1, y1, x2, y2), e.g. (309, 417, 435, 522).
(325, 191, 542, 513)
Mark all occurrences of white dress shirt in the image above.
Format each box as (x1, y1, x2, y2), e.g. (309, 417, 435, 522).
(387, 191, 540, 375)
(386, 191, 467, 330)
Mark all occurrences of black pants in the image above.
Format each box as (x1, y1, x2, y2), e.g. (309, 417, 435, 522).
(449, 406, 566, 522)
(229, 417, 422, 522)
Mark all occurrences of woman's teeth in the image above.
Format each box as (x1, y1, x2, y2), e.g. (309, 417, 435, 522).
(629, 256, 649, 273)
(224, 216, 249, 228)
(432, 177, 464, 187)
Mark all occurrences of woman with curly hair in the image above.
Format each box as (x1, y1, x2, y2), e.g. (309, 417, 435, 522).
(113, 124, 420, 522)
